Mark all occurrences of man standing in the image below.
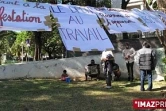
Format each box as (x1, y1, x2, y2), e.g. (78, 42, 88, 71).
(101, 50, 114, 89)
(137, 42, 156, 91)
(122, 42, 136, 82)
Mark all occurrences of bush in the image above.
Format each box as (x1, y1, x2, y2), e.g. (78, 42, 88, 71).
(162, 58, 166, 81)
(162, 58, 166, 64)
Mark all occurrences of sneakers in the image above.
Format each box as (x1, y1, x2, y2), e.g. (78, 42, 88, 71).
(105, 86, 112, 89)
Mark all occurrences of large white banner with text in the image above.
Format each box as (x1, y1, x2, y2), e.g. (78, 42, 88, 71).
(0, 0, 51, 31)
(131, 8, 166, 32)
(94, 7, 151, 33)
(50, 4, 114, 51)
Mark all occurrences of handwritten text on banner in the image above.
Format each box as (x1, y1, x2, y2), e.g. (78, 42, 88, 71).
(50, 4, 114, 51)
(132, 8, 166, 32)
(0, 0, 51, 31)
(93, 8, 150, 33)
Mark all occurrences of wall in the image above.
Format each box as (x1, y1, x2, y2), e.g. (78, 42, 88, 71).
(0, 49, 164, 81)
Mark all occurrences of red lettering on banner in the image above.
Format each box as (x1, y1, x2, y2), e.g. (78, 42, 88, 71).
(59, 28, 107, 41)
(133, 99, 166, 109)
(0, 6, 41, 26)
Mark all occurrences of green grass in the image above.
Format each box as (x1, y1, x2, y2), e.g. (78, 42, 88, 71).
(0, 79, 166, 111)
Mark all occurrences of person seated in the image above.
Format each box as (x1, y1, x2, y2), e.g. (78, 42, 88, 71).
(85, 59, 100, 81)
(112, 63, 121, 81)
(61, 70, 69, 81)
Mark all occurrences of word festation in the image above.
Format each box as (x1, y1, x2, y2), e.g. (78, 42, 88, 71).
(133, 99, 166, 109)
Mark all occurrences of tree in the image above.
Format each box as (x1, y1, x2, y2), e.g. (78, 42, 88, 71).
(27, 0, 67, 61)
(144, 0, 166, 56)
(40, 27, 63, 59)
(26, 0, 49, 61)
(96, 0, 111, 7)
(11, 32, 30, 61)
(33, 31, 42, 61)
(121, 0, 130, 9)
(157, 0, 166, 56)
(0, 31, 18, 64)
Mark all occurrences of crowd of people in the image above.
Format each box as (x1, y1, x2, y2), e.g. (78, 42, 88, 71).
(101, 41, 156, 91)
(61, 41, 156, 92)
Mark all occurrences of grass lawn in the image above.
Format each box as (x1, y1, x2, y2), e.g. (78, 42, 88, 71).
(0, 79, 166, 111)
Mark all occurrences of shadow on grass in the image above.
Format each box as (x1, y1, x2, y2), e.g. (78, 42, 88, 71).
(152, 86, 166, 91)
(0, 79, 165, 111)
(124, 82, 140, 87)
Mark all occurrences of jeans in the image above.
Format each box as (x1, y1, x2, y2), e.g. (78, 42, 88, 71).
(104, 61, 113, 86)
(140, 70, 152, 91)
(126, 62, 134, 81)
(105, 70, 112, 86)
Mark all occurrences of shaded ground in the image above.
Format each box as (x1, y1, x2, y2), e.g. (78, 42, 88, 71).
(0, 79, 165, 111)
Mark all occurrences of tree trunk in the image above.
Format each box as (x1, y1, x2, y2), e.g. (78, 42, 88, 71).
(0, 54, 2, 65)
(163, 30, 166, 57)
(156, 30, 166, 57)
(48, 52, 52, 59)
(152, 0, 166, 56)
(121, 0, 130, 9)
(85, 0, 96, 7)
(34, 32, 42, 61)
(121, 0, 130, 39)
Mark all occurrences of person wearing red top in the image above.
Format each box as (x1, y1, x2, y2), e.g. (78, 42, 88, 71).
(61, 70, 68, 81)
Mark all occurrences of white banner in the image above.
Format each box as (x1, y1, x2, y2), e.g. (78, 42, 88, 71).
(0, 0, 51, 31)
(131, 8, 166, 32)
(50, 4, 114, 51)
(155, 10, 166, 28)
(94, 7, 151, 34)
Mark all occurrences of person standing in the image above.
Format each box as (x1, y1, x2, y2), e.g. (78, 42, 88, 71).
(136, 42, 156, 91)
(122, 42, 136, 82)
(101, 50, 114, 89)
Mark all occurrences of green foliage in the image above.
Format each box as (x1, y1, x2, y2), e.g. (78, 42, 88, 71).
(0, 31, 16, 54)
(6, 31, 17, 48)
(162, 58, 166, 64)
(41, 14, 63, 58)
(11, 32, 30, 57)
(162, 58, 166, 74)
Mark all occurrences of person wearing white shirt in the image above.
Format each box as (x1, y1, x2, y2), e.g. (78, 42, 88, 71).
(101, 50, 114, 89)
(101, 50, 114, 62)
(122, 42, 136, 82)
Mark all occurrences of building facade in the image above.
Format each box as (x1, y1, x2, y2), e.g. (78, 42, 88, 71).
(127, 0, 144, 10)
